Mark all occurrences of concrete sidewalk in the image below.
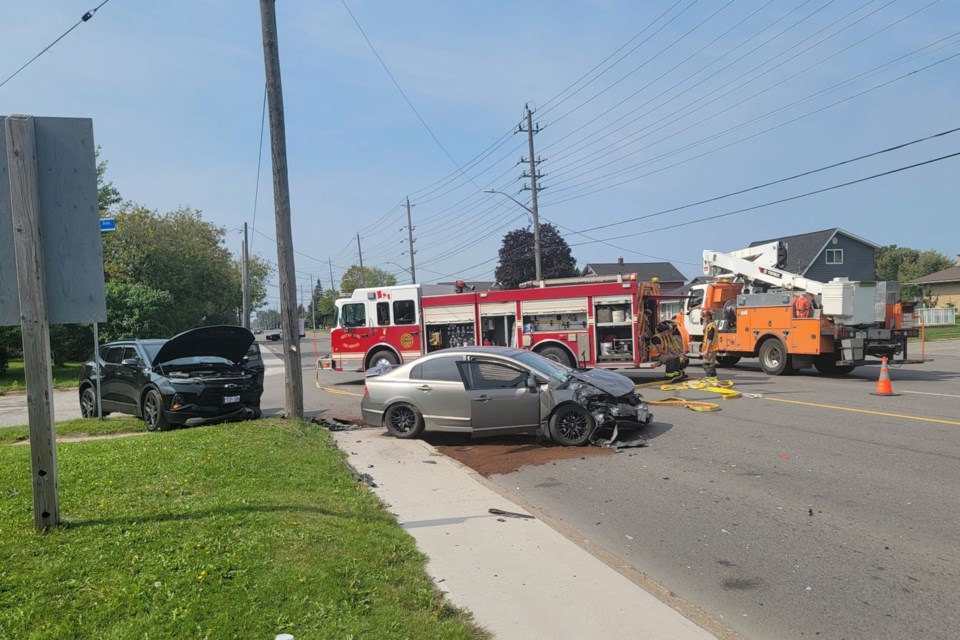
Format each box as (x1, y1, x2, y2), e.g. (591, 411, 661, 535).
(333, 429, 719, 640)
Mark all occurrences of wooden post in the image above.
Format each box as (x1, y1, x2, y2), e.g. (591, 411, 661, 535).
(260, 0, 304, 418)
(5, 115, 59, 531)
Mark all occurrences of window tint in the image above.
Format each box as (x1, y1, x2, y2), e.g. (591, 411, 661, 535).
(393, 300, 416, 325)
(464, 360, 527, 390)
(416, 357, 463, 382)
(376, 302, 391, 326)
(102, 346, 124, 364)
(342, 303, 366, 328)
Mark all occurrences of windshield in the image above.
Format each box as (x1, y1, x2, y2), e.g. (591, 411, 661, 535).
(142, 342, 164, 364)
(512, 350, 572, 383)
(333, 303, 341, 329)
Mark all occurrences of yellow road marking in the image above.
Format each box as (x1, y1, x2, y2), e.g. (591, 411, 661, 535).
(315, 380, 364, 397)
(765, 397, 960, 427)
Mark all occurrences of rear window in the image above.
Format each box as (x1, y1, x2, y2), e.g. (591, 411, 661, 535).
(411, 356, 463, 382)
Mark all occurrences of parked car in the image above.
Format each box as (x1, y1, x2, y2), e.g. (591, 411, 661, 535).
(78, 325, 264, 431)
(360, 346, 652, 446)
(265, 330, 281, 341)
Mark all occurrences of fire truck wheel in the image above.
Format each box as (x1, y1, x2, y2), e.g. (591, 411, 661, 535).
(368, 350, 399, 370)
(384, 402, 424, 439)
(538, 345, 574, 368)
(716, 356, 741, 367)
(548, 404, 595, 446)
(758, 339, 792, 376)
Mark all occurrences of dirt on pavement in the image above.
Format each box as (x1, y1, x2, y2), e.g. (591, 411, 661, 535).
(424, 432, 613, 477)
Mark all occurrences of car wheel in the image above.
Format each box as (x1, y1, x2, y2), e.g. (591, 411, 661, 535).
(143, 390, 171, 432)
(759, 339, 792, 376)
(716, 356, 741, 367)
(79, 387, 102, 418)
(538, 345, 574, 368)
(549, 404, 595, 446)
(250, 407, 262, 419)
(369, 350, 399, 369)
(384, 402, 424, 439)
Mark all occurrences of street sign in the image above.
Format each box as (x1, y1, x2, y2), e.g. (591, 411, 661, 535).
(99, 218, 116, 232)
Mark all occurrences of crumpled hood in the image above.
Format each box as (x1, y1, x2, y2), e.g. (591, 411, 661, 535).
(153, 325, 255, 366)
(569, 368, 636, 397)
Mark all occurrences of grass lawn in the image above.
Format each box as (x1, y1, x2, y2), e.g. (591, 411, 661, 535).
(0, 416, 147, 445)
(0, 419, 487, 640)
(0, 360, 82, 394)
(915, 318, 960, 341)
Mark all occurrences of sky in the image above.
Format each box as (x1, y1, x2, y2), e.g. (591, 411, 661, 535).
(3, 0, 959, 310)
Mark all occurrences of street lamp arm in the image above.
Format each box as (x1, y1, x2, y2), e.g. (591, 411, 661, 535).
(483, 189, 535, 216)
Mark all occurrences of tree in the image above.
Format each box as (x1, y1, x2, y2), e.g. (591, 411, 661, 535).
(232, 255, 272, 325)
(102, 203, 244, 334)
(96, 146, 121, 215)
(875, 245, 953, 305)
(494, 223, 579, 289)
(256, 308, 280, 329)
(305, 279, 324, 329)
(339, 265, 397, 296)
(101, 282, 175, 343)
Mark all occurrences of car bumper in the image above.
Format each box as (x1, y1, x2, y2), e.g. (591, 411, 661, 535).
(165, 404, 259, 426)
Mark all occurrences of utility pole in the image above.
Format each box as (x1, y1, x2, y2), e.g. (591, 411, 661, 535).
(518, 104, 544, 282)
(356, 232, 365, 287)
(259, 0, 303, 418)
(241, 222, 250, 329)
(328, 257, 335, 291)
(311, 273, 317, 330)
(405, 196, 417, 284)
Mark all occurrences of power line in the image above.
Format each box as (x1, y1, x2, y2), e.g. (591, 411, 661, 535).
(0, 0, 112, 89)
(568, 151, 960, 247)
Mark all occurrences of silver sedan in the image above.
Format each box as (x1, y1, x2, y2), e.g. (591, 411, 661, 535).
(360, 346, 652, 446)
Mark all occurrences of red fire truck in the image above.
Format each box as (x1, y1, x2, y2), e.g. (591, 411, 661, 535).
(323, 275, 671, 372)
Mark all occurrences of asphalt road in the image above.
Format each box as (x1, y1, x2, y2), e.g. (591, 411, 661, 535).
(254, 336, 960, 639)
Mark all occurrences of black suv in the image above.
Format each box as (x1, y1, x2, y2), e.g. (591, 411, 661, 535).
(78, 325, 264, 431)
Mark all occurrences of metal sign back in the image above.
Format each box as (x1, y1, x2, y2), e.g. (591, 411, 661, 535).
(0, 116, 107, 326)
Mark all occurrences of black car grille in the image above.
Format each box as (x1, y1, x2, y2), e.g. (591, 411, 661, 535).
(195, 383, 257, 409)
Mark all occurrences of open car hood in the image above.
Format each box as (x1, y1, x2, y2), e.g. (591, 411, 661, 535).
(153, 325, 255, 366)
(569, 368, 636, 397)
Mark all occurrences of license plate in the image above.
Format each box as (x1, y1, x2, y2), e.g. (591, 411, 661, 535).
(223, 395, 240, 404)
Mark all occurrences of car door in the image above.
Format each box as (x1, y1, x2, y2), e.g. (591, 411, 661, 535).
(459, 357, 541, 437)
(113, 345, 145, 413)
(407, 355, 471, 431)
(98, 345, 125, 410)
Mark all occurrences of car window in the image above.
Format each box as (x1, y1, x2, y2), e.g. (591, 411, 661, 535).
(121, 347, 141, 363)
(376, 302, 390, 326)
(342, 303, 366, 328)
(102, 346, 124, 364)
(511, 350, 570, 383)
(463, 360, 528, 390)
(412, 356, 463, 382)
(393, 300, 416, 326)
(246, 343, 261, 359)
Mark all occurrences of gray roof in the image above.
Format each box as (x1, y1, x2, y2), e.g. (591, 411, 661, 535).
(910, 265, 960, 285)
(748, 228, 879, 276)
(583, 261, 685, 282)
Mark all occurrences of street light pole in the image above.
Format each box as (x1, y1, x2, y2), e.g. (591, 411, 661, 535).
(484, 189, 542, 279)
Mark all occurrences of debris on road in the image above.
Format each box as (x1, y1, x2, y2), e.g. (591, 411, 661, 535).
(488, 508, 534, 519)
(309, 416, 367, 431)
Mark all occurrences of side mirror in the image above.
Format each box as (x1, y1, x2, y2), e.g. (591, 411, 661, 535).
(526, 374, 538, 390)
(120, 358, 141, 368)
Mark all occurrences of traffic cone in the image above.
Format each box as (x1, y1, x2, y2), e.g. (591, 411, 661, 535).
(870, 356, 899, 396)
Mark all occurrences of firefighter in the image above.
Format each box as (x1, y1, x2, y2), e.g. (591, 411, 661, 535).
(651, 320, 687, 380)
(701, 308, 719, 378)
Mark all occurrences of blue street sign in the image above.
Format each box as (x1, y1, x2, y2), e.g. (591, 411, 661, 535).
(99, 218, 116, 232)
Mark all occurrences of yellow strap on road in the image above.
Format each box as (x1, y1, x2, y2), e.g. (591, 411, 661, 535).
(644, 377, 741, 399)
(646, 397, 721, 412)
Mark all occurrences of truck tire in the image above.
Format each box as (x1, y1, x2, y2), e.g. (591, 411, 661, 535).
(537, 345, 575, 368)
(813, 356, 855, 375)
(758, 339, 792, 376)
(367, 350, 399, 370)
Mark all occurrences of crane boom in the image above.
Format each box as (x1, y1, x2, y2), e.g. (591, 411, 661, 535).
(703, 244, 824, 296)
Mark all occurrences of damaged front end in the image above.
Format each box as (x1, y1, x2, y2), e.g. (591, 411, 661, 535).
(574, 383, 653, 431)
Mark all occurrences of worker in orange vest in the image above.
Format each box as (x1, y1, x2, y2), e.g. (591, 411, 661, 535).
(700, 308, 719, 378)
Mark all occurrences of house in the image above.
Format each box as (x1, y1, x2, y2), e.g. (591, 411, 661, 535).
(749, 228, 878, 282)
(581, 259, 686, 291)
(909, 256, 960, 308)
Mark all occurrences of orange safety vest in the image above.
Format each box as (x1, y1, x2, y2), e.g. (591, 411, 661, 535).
(701, 320, 719, 354)
(793, 294, 812, 319)
(652, 330, 681, 358)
